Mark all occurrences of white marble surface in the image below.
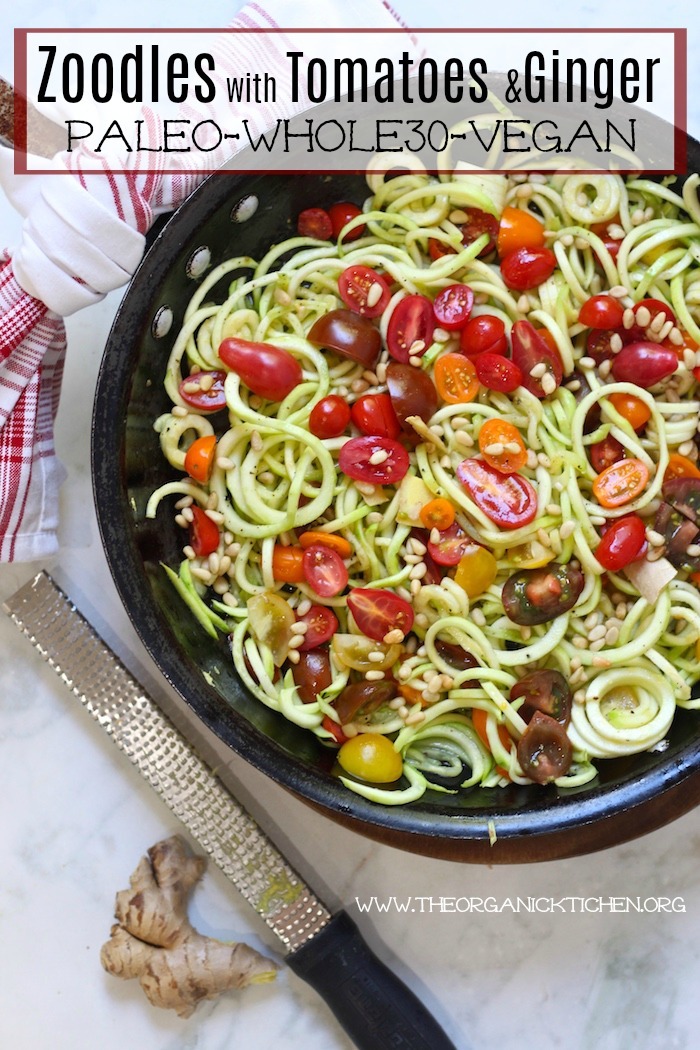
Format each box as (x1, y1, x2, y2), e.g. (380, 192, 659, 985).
(2, 3, 700, 1049)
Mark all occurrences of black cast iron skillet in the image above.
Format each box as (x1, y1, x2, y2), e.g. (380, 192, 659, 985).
(92, 160, 700, 863)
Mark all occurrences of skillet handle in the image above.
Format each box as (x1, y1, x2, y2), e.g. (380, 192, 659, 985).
(287, 910, 460, 1050)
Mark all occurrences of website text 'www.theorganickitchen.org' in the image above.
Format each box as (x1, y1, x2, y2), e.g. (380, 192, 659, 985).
(355, 896, 686, 914)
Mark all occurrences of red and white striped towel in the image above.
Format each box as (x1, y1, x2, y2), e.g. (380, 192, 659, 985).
(0, 0, 406, 561)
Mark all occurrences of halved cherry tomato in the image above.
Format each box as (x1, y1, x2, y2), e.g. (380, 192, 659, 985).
(627, 298, 676, 341)
(457, 458, 538, 529)
(458, 207, 499, 256)
(427, 521, 473, 566)
(302, 544, 349, 597)
(387, 295, 435, 362)
(432, 284, 474, 330)
(665, 452, 700, 481)
(347, 587, 414, 641)
(511, 669, 572, 725)
(309, 395, 351, 439)
(188, 505, 220, 557)
(308, 309, 381, 368)
(184, 434, 216, 483)
(338, 266, 390, 318)
(454, 545, 498, 597)
(178, 370, 227, 412)
(459, 314, 508, 356)
(478, 418, 527, 474)
(586, 328, 623, 364)
(591, 215, 623, 260)
(592, 458, 650, 508)
(292, 648, 332, 703)
(272, 544, 305, 583)
(595, 514, 647, 570)
(328, 201, 365, 242)
(351, 392, 401, 439)
(578, 294, 624, 329)
(611, 342, 677, 388)
(497, 206, 545, 256)
(297, 207, 332, 240)
(517, 711, 573, 784)
(590, 434, 625, 473)
(474, 352, 523, 393)
(510, 320, 563, 398)
(434, 353, 479, 404)
(338, 435, 410, 485)
(299, 531, 353, 559)
(334, 680, 396, 726)
(500, 246, 557, 290)
(296, 605, 340, 650)
(219, 337, 302, 402)
(502, 564, 584, 625)
(419, 498, 455, 532)
(607, 392, 651, 431)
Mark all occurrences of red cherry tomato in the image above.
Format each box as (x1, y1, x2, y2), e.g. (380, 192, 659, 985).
(297, 207, 332, 240)
(500, 246, 557, 290)
(595, 514, 647, 570)
(338, 435, 410, 485)
(178, 370, 227, 412)
(428, 207, 499, 260)
(308, 309, 381, 369)
(459, 314, 508, 356)
(497, 206, 545, 256)
(309, 395, 351, 439)
(432, 284, 474, 330)
(322, 714, 349, 746)
(590, 434, 626, 473)
(426, 521, 473, 566)
(578, 294, 625, 329)
(338, 266, 390, 318)
(474, 352, 523, 393)
(590, 216, 623, 260)
(610, 342, 678, 387)
(296, 605, 340, 649)
(219, 337, 302, 402)
(387, 295, 435, 363)
(188, 505, 220, 557)
(510, 320, 563, 398)
(302, 544, 349, 597)
(627, 298, 676, 341)
(456, 458, 538, 529)
(586, 328, 624, 364)
(351, 393, 401, 439)
(328, 201, 365, 242)
(347, 588, 414, 641)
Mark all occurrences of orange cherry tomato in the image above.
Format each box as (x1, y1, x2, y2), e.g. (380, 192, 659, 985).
(607, 392, 651, 432)
(592, 458, 650, 508)
(497, 205, 546, 257)
(299, 531, 353, 559)
(434, 353, 479, 404)
(419, 498, 456, 532)
(184, 434, 216, 483)
(665, 453, 700, 481)
(399, 682, 426, 706)
(471, 708, 511, 779)
(477, 418, 527, 474)
(272, 545, 305, 583)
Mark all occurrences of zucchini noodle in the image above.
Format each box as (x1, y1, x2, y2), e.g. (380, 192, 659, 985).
(148, 166, 700, 806)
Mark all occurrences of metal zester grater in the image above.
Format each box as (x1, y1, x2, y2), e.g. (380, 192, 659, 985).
(4, 571, 459, 1050)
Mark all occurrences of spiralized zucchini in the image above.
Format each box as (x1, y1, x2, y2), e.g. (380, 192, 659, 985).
(148, 165, 700, 805)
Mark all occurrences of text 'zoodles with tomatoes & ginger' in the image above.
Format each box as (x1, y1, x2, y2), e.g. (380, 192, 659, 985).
(147, 159, 700, 805)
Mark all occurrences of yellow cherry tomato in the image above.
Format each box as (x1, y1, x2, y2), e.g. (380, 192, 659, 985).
(337, 734, 403, 783)
(508, 540, 555, 570)
(454, 544, 498, 598)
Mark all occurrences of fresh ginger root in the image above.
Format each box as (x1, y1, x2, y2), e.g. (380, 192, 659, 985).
(100, 835, 278, 1017)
